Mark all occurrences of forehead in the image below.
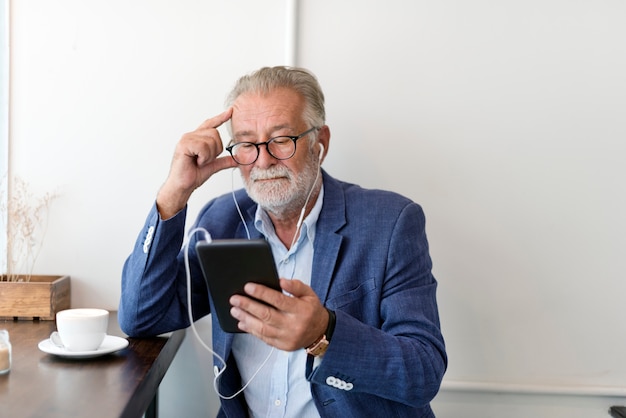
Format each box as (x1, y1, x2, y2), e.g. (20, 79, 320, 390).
(231, 88, 306, 134)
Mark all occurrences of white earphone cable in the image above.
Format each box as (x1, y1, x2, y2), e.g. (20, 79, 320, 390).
(183, 227, 274, 400)
(289, 143, 324, 249)
(231, 168, 251, 240)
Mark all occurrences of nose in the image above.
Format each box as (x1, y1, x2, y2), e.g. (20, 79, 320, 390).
(254, 143, 277, 168)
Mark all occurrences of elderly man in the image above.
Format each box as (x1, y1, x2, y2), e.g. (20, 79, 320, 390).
(119, 66, 446, 418)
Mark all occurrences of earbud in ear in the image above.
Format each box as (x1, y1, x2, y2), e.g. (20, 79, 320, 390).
(318, 144, 325, 161)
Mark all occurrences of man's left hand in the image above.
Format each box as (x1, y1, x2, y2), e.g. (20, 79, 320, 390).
(229, 278, 329, 351)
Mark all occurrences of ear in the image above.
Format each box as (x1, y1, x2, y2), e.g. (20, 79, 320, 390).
(317, 125, 330, 162)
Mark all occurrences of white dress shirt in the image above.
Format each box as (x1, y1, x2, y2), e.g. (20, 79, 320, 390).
(231, 186, 324, 418)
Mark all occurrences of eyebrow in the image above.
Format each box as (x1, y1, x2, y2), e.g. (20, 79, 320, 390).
(233, 124, 294, 140)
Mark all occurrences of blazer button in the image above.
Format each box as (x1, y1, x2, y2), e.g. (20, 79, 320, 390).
(143, 226, 155, 253)
(326, 376, 354, 391)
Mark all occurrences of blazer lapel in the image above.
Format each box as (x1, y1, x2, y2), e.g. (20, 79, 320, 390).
(311, 172, 346, 304)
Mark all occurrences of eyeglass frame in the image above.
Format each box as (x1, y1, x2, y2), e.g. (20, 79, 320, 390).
(225, 126, 319, 165)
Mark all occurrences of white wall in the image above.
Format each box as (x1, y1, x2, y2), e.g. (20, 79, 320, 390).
(0, 0, 8, 270)
(7, 1, 626, 417)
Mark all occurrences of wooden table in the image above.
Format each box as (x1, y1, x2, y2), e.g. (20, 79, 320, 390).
(0, 312, 185, 418)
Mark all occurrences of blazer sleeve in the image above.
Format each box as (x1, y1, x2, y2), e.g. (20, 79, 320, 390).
(118, 203, 210, 337)
(306, 201, 447, 409)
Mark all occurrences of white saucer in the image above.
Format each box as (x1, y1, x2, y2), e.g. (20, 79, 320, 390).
(38, 335, 129, 359)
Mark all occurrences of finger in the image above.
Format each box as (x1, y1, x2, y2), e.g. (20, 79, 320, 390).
(229, 304, 262, 333)
(191, 134, 223, 166)
(197, 107, 233, 130)
(205, 154, 238, 172)
(278, 279, 315, 299)
(229, 296, 281, 337)
(192, 155, 238, 187)
(232, 283, 289, 316)
(242, 282, 297, 312)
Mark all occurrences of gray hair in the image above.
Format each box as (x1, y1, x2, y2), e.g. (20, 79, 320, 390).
(225, 66, 326, 131)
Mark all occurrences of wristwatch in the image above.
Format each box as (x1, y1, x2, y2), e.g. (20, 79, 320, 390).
(306, 308, 336, 357)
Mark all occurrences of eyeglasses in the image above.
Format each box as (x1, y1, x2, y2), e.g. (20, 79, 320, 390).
(226, 127, 319, 165)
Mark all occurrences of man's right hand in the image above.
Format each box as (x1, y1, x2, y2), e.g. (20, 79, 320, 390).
(156, 108, 238, 219)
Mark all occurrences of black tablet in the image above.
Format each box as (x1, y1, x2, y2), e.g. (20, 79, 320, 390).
(195, 239, 280, 333)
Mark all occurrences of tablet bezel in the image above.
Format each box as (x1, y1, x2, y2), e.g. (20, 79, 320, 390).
(195, 239, 280, 333)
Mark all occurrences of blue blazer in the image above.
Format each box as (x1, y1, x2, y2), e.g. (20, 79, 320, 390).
(119, 171, 446, 418)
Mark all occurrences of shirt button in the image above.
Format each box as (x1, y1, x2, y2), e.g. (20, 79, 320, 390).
(274, 399, 281, 406)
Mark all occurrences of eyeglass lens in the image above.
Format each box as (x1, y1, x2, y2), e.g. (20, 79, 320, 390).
(230, 137, 296, 164)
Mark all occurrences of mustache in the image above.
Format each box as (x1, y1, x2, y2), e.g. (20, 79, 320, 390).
(249, 166, 291, 181)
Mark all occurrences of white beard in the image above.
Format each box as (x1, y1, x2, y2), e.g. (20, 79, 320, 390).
(242, 150, 319, 217)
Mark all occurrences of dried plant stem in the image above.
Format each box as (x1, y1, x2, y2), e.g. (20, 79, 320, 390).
(0, 175, 56, 282)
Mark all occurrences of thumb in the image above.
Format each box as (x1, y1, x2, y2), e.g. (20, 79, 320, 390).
(280, 278, 313, 298)
(209, 155, 239, 172)
(197, 155, 238, 182)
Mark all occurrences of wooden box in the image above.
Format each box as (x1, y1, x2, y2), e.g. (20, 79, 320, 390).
(0, 275, 71, 320)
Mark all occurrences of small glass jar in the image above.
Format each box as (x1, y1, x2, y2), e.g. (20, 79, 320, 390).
(0, 329, 11, 374)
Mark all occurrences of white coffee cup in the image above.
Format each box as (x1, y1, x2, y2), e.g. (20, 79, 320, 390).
(52, 308, 109, 351)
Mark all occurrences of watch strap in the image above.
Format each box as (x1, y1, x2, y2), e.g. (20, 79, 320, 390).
(306, 334, 329, 357)
(306, 308, 336, 357)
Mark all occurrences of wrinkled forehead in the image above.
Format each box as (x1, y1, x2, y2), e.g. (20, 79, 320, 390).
(227, 88, 307, 136)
